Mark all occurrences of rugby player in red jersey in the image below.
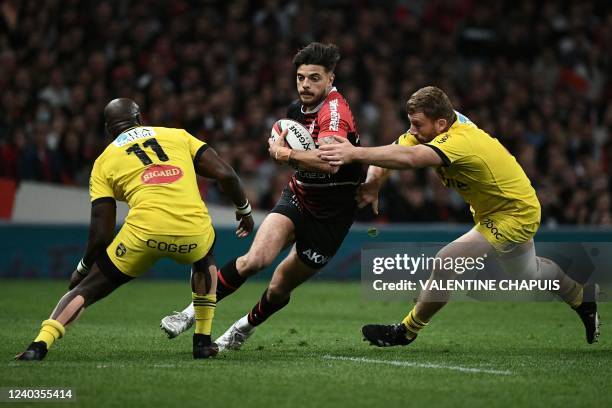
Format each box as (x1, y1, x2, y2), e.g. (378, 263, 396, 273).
(160, 43, 364, 351)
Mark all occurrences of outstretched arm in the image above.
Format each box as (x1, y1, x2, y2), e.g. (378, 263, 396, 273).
(318, 136, 443, 169)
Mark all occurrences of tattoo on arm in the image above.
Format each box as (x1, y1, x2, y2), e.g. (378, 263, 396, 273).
(319, 136, 335, 145)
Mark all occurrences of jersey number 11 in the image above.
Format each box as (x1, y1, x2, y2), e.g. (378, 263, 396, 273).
(126, 138, 169, 166)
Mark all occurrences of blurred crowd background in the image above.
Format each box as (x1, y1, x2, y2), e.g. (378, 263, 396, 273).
(1, 0, 611, 226)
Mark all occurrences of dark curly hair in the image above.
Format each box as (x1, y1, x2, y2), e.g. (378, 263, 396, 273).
(292, 42, 340, 72)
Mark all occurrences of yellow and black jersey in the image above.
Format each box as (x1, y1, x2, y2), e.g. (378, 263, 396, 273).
(396, 112, 541, 228)
(90, 126, 211, 236)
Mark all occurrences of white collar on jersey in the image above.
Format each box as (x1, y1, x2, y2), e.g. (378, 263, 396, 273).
(301, 87, 337, 114)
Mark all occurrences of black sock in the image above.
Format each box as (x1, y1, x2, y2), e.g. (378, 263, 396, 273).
(247, 289, 290, 326)
(193, 333, 211, 345)
(216, 258, 247, 302)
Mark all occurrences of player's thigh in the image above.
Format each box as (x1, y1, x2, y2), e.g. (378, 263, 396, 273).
(475, 215, 539, 277)
(242, 212, 296, 267)
(294, 212, 352, 269)
(435, 227, 493, 274)
(475, 215, 538, 252)
(425, 228, 493, 280)
(268, 246, 319, 296)
(166, 228, 216, 266)
(495, 239, 538, 278)
(73, 262, 130, 306)
(105, 225, 160, 278)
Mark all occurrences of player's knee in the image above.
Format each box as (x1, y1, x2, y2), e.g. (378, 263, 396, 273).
(429, 258, 455, 280)
(429, 251, 456, 280)
(498, 252, 541, 279)
(72, 277, 115, 306)
(239, 250, 274, 275)
(266, 282, 291, 304)
(431, 267, 455, 281)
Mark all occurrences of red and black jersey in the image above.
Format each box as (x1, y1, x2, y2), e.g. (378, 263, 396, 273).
(286, 87, 364, 220)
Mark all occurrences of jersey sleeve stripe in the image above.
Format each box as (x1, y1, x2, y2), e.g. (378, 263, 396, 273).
(193, 144, 209, 166)
(424, 143, 451, 166)
(92, 197, 116, 207)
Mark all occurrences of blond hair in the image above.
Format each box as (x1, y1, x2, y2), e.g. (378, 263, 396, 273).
(406, 86, 455, 123)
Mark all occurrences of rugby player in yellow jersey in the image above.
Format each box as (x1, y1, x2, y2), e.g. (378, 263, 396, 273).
(319, 86, 600, 346)
(16, 98, 254, 360)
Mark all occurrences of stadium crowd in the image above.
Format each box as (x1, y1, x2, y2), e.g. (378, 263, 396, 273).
(1, 0, 611, 226)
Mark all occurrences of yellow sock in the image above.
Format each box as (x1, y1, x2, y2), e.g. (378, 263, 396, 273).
(192, 293, 216, 335)
(566, 285, 584, 309)
(401, 309, 428, 339)
(34, 319, 65, 348)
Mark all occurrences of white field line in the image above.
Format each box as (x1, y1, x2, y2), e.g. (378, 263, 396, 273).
(322, 355, 513, 376)
(9, 357, 511, 375)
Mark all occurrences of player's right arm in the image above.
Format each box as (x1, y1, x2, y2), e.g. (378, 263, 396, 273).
(69, 158, 117, 289)
(194, 146, 254, 238)
(67, 200, 117, 289)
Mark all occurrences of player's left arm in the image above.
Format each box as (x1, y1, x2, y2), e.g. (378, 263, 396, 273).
(318, 137, 443, 169)
(184, 130, 253, 237)
(195, 146, 254, 238)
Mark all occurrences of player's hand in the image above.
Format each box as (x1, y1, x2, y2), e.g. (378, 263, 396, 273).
(68, 269, 86, 289)
(317, 136, 356, 166)
(235, 212, 254, 238)
(268, 129, 292, 162)
(356, 181, 380, 215)
(68, 259, 89, 289)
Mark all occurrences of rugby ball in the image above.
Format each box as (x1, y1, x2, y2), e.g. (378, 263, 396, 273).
(270, 119, 316, 151)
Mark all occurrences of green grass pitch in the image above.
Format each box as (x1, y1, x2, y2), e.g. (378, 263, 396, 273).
(1, 280, 611, 407)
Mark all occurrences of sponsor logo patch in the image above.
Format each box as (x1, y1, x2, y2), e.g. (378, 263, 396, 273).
(302, 249, 329, 265)
(328, 99, 340, 131)
(436, 133, 450, 144)
(141, 164, 183, 184)
(146, 239, 197, 253)
(116, 243, 127, 257)
(114, 127, 156, 147)
(481, 218, 504, 241)
(455, 110, 473, 124)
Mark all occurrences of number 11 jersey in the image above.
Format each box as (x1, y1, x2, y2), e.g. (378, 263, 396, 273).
(89, 126, 212, 236)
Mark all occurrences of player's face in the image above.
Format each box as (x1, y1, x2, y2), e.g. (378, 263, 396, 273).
(296, 64, 334, 108)
(408, 112, 448, 143)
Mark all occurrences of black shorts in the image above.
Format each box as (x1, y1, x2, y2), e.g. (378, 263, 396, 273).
(270, 188, 353, 269)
